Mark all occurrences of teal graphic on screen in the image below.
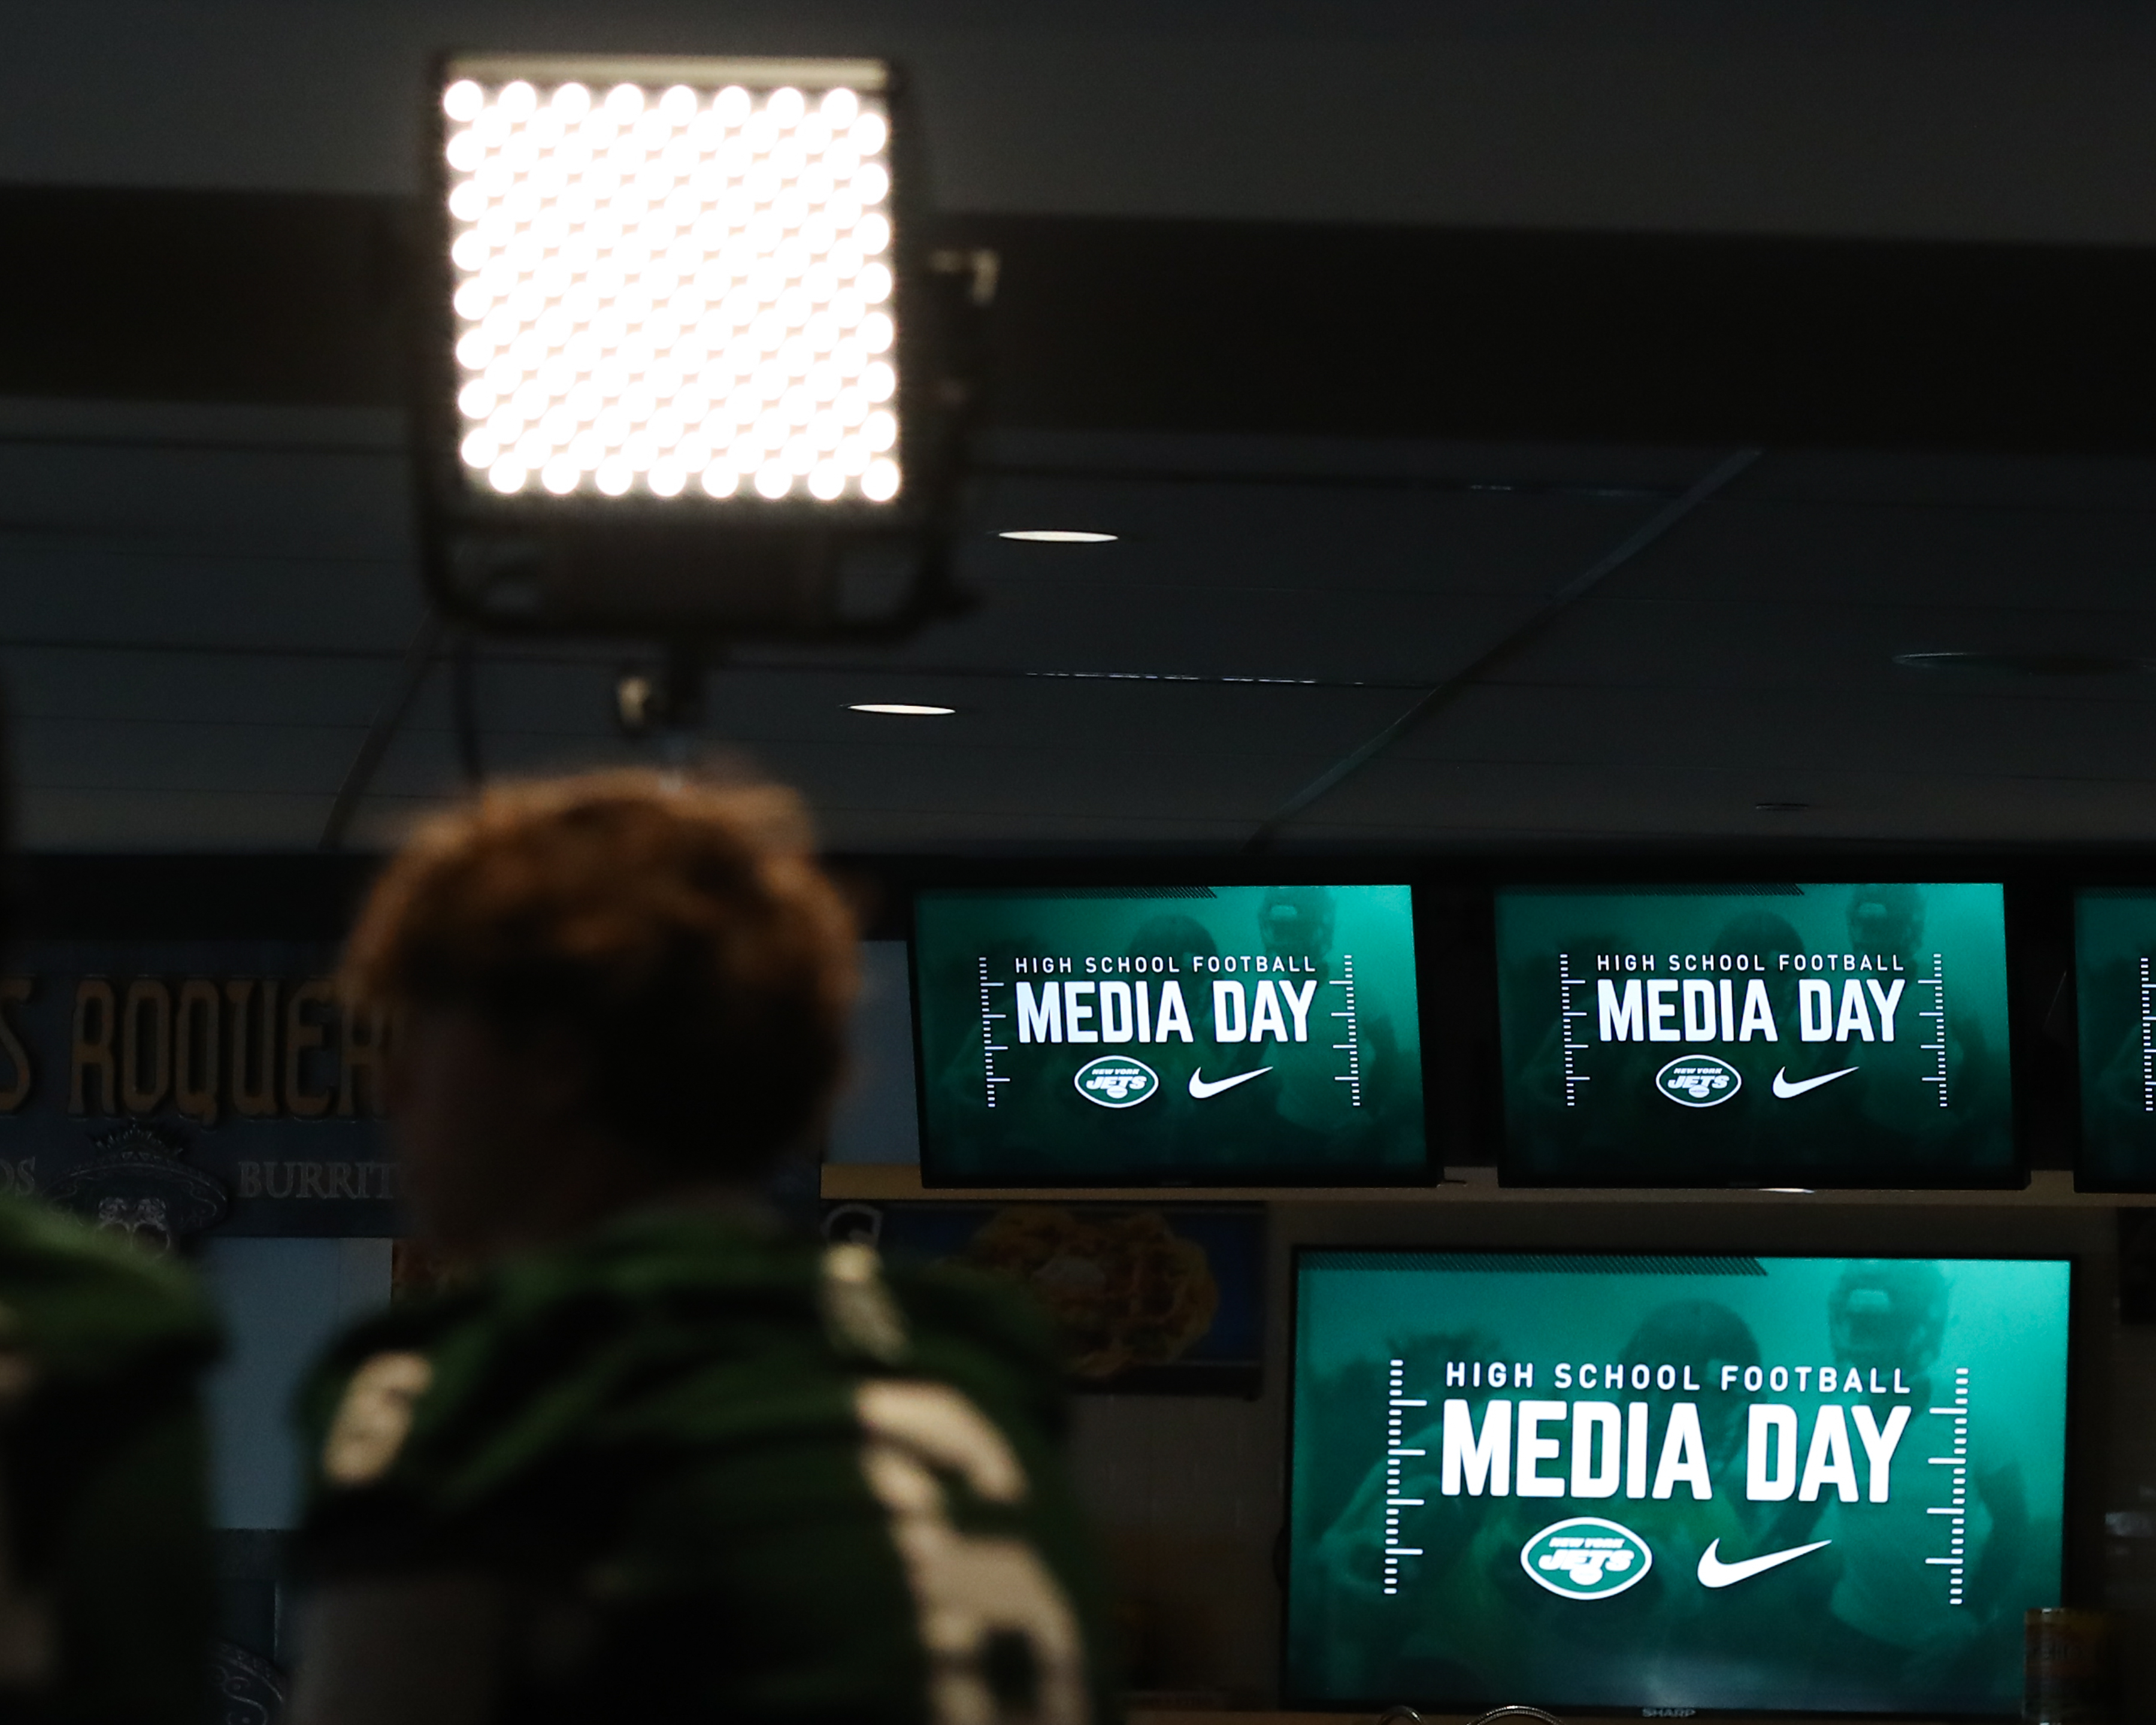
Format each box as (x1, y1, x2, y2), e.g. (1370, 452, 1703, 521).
(912, 886, 1425, 1183)
(2074, 889, 2156, 1189)
(1287, 1252, 2068, 1717)
(1495, 884, 2016, 1186)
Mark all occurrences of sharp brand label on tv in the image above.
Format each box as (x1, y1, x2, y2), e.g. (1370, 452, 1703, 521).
(1494, 883, 2016, 1186)
(2074, 889, 2156, 1190)
(912, 885, 1426, 1184)
(1287, 1252, 2069, 1717)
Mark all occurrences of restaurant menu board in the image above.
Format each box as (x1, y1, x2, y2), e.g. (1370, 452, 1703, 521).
(1494, 884, 2016, 1187)
(2073, 889, 2156, 1189)
(1286, 1251, 2068, 1718)
(912, 885, 1426, 1184)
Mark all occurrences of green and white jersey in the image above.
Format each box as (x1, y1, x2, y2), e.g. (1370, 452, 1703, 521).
(0, 1197, 220, 1725)
(291, 1211, 1114, 1725)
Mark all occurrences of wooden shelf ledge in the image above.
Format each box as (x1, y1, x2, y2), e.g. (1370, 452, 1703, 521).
(820, 1166, 2121, 1209)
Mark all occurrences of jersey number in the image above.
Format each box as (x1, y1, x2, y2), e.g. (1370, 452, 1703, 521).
(856, 1381, 1085, 1725)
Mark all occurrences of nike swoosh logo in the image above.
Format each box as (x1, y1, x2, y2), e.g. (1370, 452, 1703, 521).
(1772, 1066, 1859, 1099)
(1188, 1067, 1273, 1099)
(1697, 1538, 1832, 1588)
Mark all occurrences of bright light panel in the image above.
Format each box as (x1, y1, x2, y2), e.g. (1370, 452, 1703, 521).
(440, 64, 900, 506)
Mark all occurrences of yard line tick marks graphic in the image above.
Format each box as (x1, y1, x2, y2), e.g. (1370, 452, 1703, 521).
(1560, 951, 1589, 1108)
(978, 958, 1007, 1109)
(1918, 951, 1949, 1107)
(2142, 956, 2154, 1113)
(1330, 956, 1363, 1107)
(1380, 1357, 1427, 1593)
(1922, 1366, 1971, 1606)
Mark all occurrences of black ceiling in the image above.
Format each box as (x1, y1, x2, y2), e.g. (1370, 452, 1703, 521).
(5, 184, 2155, 450)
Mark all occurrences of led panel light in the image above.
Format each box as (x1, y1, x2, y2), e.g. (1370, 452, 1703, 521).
(437, 55, 901, 508)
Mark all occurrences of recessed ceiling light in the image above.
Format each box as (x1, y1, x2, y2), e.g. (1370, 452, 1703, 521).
(848, 703, 956, 716)
(997, 529, 1118, 544)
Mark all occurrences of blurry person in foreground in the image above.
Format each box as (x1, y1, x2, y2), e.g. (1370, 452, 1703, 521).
(287, 772, 1110, 1725)
(0, 707, 220, 1725)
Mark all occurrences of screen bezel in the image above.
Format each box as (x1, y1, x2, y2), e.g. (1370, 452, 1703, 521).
(906, 876, 1440, 1188)
(1490, 880, 2027, 1191)
(1279, 1242, 2078, 1720)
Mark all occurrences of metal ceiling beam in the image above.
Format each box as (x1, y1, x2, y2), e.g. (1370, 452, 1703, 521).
(1243, 446, 1761, 851)
(11, 186, 2156, 450)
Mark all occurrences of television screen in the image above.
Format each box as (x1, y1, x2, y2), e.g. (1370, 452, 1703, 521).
(911, 884, 1427, 1185)
(2073, 888, 2156, 1190)
(1286, 1251, 2069, 1717)
(1495, 883, 2017, 1187)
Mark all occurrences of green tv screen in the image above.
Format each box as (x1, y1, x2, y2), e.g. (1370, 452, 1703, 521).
(1287, 1252, 2069, 1717)
(910, 885, 1427, 1185)
(2072, 888, 2156, 1190)
(1495, 883, 2017, 1188)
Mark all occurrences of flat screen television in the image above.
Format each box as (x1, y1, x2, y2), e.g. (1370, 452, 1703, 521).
(1495, 883, 2018, 1187)
(1286, 1249, 2070, 1717)
(2073, 888, 2156, 1191)
(911, 883, 1427, 1185)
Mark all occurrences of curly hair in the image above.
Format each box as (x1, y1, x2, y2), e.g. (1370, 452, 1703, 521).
(342, 771, 857, 1174)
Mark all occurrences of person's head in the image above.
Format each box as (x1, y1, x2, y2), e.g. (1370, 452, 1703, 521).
(1847, 883, 1925, 960)
(1126, 913, 1218, 966)
(1622, 1299, 1760, 1464)
(343, 771, 857, 1257)
(1828, 1259, 1948, 1375)
(1258, 886, 1334, 963)
(1711, 909, 1807, 1021)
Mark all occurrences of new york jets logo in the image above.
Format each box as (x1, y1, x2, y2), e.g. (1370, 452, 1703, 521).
(1073, 1056, 1159, 1108)
(1520, 1517, 1654, 1600)
(1655, 1054, 1742, 1107)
